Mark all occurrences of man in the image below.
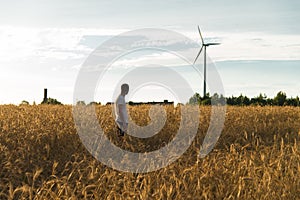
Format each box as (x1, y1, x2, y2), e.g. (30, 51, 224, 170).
(115, 83, 129, 136)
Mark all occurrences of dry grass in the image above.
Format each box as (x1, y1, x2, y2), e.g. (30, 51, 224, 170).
(0, 105, 299, 199)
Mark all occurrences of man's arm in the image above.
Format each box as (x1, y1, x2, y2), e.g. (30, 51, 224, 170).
(118, 104, 127, 131)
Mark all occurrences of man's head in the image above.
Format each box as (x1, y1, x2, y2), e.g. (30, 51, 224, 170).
(121, 83, 129, 95)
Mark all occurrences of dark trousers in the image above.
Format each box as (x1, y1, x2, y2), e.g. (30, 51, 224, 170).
(116, 121, 127, 136)
(117, 126, 125, 136)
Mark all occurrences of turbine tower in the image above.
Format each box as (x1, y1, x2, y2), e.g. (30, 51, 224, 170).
(193, 26, 220, 98)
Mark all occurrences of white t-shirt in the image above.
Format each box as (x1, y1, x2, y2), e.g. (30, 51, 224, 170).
(115, 94, 128, 123)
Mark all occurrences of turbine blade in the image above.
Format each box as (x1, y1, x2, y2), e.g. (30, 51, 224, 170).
(193, 45, 203, 64)
(207, 42, 221, 46)
(197, 25, 204, 45)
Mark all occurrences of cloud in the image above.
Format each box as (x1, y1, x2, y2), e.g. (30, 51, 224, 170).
(95, 31, 300, 69)
(111, 51, 188, 68)
(197, 31, 300, 61)
(0, 26, 128, 63)
(1, 26, 299, 67)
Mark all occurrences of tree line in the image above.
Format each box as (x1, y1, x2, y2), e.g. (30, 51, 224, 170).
(188, 91, 300, 106)
(19, 91, 299, 106)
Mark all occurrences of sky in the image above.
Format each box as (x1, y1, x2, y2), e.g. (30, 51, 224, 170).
(0, 0, 299, 104)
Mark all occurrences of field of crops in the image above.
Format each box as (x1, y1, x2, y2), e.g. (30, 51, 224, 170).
(0, 105, 299, 199)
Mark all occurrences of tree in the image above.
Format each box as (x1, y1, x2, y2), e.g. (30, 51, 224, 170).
(226, 95, 236, 105)
(274, 91, 286, 106)
(251, 93, 267, 106)
(188, 93, 201, 105)
(88, 101, 101, 106)
(266, 98, 274, 106)
(20, 100, 29, 105)
(211, 93, 226, 105)
(187, 91, 298, 107)
(286, 96, 299, 106)
(243, 96, 250, 106)
(201, 98, 211, 105)
(41, 98, 62, 105)
(76, 101, 86, 106)
(296, 96, 300, 106)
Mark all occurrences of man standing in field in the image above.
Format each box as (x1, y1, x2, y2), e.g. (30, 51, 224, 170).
(115, 83, 129, 136)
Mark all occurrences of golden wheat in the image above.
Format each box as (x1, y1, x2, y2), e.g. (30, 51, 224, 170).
(0, 105, 299, 199)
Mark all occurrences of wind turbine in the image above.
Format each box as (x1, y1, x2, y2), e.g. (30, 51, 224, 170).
(193, 26, 220, 98)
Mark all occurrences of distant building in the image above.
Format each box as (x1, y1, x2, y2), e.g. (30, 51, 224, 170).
(130, 100, 174, 106)
(106, 100, 174, 106)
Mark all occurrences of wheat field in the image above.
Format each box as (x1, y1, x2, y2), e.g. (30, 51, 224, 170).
(0, 105, 299, 199)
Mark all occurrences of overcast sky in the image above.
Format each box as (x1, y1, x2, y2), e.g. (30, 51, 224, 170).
(0, 0, 299, 104)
